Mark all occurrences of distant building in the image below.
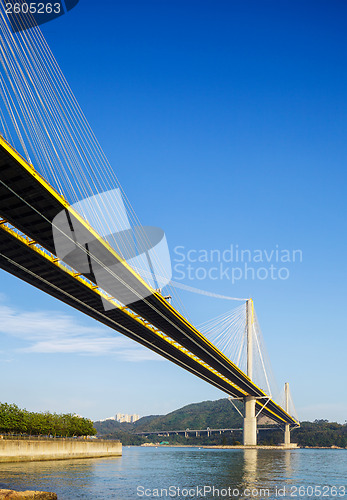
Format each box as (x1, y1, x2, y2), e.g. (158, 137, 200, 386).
(97, 413, 140, 423)
(116, 413, 140, 423)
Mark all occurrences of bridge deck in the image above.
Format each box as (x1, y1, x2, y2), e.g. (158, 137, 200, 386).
(0, 219, 254, 401)
(0, 136, 298, 427)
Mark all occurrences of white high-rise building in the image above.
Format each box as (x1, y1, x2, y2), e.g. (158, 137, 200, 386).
(115, 413, 140, 423)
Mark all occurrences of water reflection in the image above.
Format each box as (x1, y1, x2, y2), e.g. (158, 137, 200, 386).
(0, 448, 345, 499)
(242, 448, 258, 487)
(0, 457, 122, 496)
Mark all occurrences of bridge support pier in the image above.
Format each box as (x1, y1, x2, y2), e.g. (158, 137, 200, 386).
(243, 396, 257, 446)
(283, 382, 291, 445)
(243, 299, 257, 446)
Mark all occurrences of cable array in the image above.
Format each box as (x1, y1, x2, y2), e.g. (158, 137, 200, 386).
(0, 4, 253, 379)
(199, 303, 279, 401)
(198, 304, 247, 369)
(252, 309, 279, 400)
(0, 3, 188, 314)
(278, 384, 299, 422)
(0, 8, 296, 420)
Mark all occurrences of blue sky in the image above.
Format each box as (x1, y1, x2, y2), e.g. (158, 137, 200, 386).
(0, 1, 346, 422)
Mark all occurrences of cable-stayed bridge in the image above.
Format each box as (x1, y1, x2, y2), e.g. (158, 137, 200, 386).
(0, 4, 299, 446)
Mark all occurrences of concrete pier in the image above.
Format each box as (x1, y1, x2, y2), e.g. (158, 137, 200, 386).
(284, 382, 291, 445)
(279, 382, 299, 448)
(243, 299, 257, 446)
(243, 396, 257, 446)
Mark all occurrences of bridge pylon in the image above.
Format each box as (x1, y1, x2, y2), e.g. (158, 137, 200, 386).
(284, 382, 291, 445)
(243, 298, 257, 446)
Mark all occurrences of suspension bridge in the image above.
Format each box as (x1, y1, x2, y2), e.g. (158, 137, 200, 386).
(0, 5, 299, 446)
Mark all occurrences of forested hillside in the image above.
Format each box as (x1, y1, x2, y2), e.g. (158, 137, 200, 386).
(95, 399, 243, 436)
(95, 399, 347, 447)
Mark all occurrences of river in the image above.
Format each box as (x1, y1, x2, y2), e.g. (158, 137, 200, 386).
(0, 447, 346, 499)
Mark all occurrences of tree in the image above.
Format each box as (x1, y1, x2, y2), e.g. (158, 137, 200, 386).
(0, 402, 96, 437)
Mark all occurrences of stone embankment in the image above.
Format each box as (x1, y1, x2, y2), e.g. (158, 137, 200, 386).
(0, 437, 122, 462)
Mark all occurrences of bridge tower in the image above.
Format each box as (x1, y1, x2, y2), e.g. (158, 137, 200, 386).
(284, 382, 291, 445)
(243, 298, 257, 446)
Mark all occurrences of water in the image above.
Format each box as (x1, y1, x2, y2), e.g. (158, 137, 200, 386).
(0, 447, 346, 499)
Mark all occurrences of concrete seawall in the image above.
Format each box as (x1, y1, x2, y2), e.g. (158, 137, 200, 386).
(0, 439, 122, 462)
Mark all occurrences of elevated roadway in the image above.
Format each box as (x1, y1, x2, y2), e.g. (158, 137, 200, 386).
(0, 136, 299, 428)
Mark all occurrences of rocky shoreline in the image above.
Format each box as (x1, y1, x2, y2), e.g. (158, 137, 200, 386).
(0, 490, 57, 499)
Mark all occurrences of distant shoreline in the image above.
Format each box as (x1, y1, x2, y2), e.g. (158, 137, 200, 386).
(133, 444, 347, 450)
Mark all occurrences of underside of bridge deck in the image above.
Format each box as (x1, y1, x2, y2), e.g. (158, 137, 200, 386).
(0, 137, 298, 428)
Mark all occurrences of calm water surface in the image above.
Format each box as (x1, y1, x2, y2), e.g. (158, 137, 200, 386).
(0, 447, 346, 499)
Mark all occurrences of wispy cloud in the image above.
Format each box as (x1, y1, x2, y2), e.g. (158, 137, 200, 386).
(0, 303, 161, 362)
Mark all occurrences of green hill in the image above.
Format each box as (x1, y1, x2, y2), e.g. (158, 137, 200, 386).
(94, 399, 243, 436)
(94, 398, 244, 444)
(94, 399, 347, 448)
(94, 415, 159, 435)
(133, 398, 243, 432)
